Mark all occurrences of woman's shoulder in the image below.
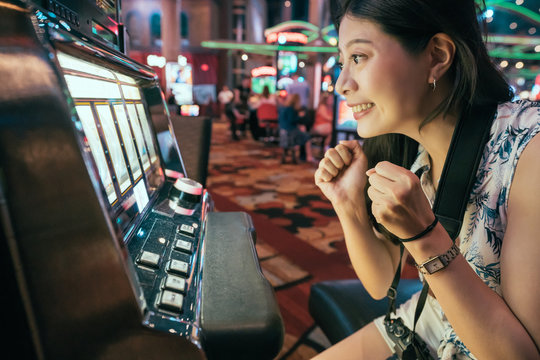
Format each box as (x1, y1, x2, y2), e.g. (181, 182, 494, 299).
(494, 100, 539, 125)
(488, 100, 539, 141)
(480, 100, 540, 193)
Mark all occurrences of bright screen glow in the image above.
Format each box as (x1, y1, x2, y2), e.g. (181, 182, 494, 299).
(64, 75, 122, 99)
(126, 103, 151, 171)
(75, 104, 117, 203)
(133, 180, 150, 212)
(113, 104, 142, 181)
(57, 52, 115, 79)
(95, 104, 132, 193)
(251, 76, 276, 94)
(58, 50, 164, 235)
(336, 95, 357, 131)
(277, 51, 297, 77)
(180, 105, 200, 116)
(135, 104, 158, 164)
(122, 85, 142, 100)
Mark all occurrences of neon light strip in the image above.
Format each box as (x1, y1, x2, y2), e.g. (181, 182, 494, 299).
(488, 50, 540, 60)
(201, 41, 338, 53)
(264, 20, 319, 36)
(487, 35, 540, 45)
(488, 1, 540, 24)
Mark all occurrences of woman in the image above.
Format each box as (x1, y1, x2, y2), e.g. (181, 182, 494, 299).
(258, 85, 278, 106)
(312, 93, 334, 150)
(279, 93, 314, 164)
(314, 0, 540, 359)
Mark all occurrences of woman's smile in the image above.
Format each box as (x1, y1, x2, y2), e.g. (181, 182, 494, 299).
(351, 103, 375, 120)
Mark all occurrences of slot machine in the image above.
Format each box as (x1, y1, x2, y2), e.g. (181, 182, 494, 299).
(0, 1, 283, 359)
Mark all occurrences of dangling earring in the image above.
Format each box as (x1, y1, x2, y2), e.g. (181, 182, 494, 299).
(430, 78, 437, 92)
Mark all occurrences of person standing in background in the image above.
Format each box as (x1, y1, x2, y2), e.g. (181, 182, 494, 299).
(286, 73, 311, 110)
(236, 76, 252, 135)
(311, 93, 335, 150)
(224, 90, 246, 141)
(218, 85, 234, 122)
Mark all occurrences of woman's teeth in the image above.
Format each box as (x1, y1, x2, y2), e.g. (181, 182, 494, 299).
(352, 103, 374, 112)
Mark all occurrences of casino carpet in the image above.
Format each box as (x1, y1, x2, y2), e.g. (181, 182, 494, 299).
(206, 119, 355, 359)
(205, 118, 419, 359)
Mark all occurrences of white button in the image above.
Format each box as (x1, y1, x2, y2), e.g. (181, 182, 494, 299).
(164, 275, 186, 292)
(138, 251, 160, 267)
(174, 239, 192, 253)
(168, 259, 189, 275)
(179, 224, 195, 237)
(159, 290, 183, 312)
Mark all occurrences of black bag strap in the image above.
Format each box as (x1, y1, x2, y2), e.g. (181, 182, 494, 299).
(385, 102, 497, 351)
(432, 103, 497, 239)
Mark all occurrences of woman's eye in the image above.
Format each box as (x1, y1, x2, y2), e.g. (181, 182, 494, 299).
(337, 62, 344, 70)
(351, 54, 364, 64)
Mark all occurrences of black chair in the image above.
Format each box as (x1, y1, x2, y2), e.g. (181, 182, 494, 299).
(308, 278, 423, 345)
(169, 115, 212, 187)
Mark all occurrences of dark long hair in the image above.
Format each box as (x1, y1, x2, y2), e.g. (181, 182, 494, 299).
(331, 0, 513, 241)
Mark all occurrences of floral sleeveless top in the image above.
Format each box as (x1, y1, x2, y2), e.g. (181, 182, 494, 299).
(410, 100, 540, 359)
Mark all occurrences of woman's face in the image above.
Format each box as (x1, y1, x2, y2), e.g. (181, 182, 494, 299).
(336, 16, 433, 138)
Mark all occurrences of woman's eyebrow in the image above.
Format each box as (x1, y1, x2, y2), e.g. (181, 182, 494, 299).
(338, 38, 372, 54)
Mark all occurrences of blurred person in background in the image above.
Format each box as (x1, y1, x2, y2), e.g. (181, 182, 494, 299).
(224, 89, 246, 141)
(286, 73, 311, 110)
(311, 93, 335, 150)
(218, 85, 234, 122)
(279, 93, 315, 164)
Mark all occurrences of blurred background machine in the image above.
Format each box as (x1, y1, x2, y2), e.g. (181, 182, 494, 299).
(0, 1, 283, 359)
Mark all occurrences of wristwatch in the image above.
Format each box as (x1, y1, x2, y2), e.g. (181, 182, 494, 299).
(415, 243, 460, 275)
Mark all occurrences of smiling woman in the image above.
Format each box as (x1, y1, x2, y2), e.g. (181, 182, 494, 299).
(313, 0, 540, 359)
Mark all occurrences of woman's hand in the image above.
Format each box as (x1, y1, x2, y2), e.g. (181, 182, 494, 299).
(314, 140, 368, 210)
(366, 161, 435, 239)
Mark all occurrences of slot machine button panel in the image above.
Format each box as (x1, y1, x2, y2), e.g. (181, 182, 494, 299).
(137, 250, 161, 268)
(178, 223, 196, 237)
(173, 239, 192, 254)
(158, 290, 184, 313)
(167, 259, 189, 276)
(163, 275, 186, 293)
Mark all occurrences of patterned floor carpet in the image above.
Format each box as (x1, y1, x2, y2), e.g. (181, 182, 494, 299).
(206, 119, 357, 359)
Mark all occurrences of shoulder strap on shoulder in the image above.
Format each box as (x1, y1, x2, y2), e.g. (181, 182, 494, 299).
(433, 103, 498, 240)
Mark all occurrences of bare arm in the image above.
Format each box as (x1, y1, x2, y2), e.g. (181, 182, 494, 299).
(369, 135, 540, 358)
(315, 141, 401, 298)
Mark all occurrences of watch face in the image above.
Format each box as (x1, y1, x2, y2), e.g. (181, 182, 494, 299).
(425, 258, 444, 274)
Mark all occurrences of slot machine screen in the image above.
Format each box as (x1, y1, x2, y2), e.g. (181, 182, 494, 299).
(251, 76, 276, 94)
(335, 94, 357, 131)
(58, 51, 165, 238)
(276, 51, 297, 90)
(180, 104, 200, 116)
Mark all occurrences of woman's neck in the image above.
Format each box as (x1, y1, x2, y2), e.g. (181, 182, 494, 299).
(415, 114, 458, 187)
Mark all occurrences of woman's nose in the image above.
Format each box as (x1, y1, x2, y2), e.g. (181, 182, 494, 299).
(335, 68, 356, 96)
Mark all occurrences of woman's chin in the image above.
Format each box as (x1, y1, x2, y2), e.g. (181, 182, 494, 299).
(355, 125, 382, 139)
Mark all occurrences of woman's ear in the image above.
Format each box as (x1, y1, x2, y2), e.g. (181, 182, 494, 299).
(427, 33, 456, 83)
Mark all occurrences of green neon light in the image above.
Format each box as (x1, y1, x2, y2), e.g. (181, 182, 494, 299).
(264, 20, 320, 36)
(321, 24, 336, 35)
(201, 41, 338, 53)
(487, 35, 540, 45)
(488, 50, 540, 60)
(306, 33, 319, 43)
(203, 40, 540, 60)
(489, 2, 540, 24)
